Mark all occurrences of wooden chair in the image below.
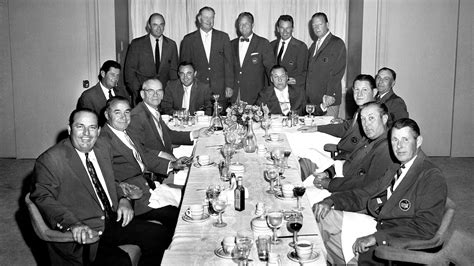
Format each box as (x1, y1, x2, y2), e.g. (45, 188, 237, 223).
(25, 193, 141, 266)
(374, 198, 456, 264)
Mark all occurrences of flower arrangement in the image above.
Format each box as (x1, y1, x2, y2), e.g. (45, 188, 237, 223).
(225, 101, 269, 126)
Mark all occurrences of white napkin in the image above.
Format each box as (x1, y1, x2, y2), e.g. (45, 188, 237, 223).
(286, 131, 340, 160)
(148, 182, 182, 208)
(341, 211, 377, 264)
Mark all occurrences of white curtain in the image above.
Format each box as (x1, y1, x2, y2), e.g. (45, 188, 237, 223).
(129, 0, 348, 50)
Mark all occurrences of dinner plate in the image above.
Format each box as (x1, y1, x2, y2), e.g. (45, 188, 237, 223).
(287, 250, 319, 263)
(182, 213, 210, 223)
(275, 192, 296, 201)
(214, 247, 233, 259)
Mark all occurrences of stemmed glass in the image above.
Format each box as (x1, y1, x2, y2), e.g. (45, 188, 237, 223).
(306, 104, 315, 118)
(261, 117, 272, 140)
(234, 230, 254, 265)
(265, 165, 278, 194)
(287, 212, 303, 247)
(173, 110, 180, 127)
(212, 199, 227, 227)
(293, 184, 306, 211)
(206, 185, 221, 216)
(221, 143, 236, 163)
(266, 210, 284, 244)
(283, 149, 292, 169)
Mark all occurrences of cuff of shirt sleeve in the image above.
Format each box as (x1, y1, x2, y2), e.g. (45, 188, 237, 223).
(320, 103, 328, 112)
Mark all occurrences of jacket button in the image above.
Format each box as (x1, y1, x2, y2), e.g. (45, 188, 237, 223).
(98, 231, 103, 235)
(382, 241, 387, 245)
(237, 81, 240, 83)
(208, 67, 211, 70)
(100, 216, 105, 220)
(239, 71, 242, 74)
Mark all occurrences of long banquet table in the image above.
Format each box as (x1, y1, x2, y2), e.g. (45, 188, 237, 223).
(161, 125, 329, 265)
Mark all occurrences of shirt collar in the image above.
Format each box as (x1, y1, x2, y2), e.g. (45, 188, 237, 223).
(200, 28, 213, 36)
(318, 31, 330, 44)
(144, 102, 159, 115)
(150, 34, 163, 43)
(99, 81, 112, 93)
(107, 123, 125, 136)
(241, 33, 254, 42)
(280, 37, 292, 44)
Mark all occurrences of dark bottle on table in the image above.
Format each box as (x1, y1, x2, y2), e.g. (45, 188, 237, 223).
(234, 176, 245, 211)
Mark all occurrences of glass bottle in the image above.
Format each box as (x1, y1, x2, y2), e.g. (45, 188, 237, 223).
(243, 119, 257, 153)
(234, 176, 245, 211)
(209, 94, 224, 131)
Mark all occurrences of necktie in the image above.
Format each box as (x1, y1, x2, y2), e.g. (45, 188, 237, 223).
(108, 89, 113, 99)
(280, 102, 290, 115)
(314, 39, 321, 56)
(351, 109, 360, 127)
(155, 39, 160, 74)
(85, 153, 114, 219)
(277, 41, 285, 64)
(390, 164, 405, 192)
(182, 86, 190, 110)
(151, 109, 164, 144)
(123, 131, 145, 172)
(240, 37, 249, 42)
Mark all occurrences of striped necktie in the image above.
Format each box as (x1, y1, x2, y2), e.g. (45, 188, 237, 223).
(85, 153, 114, 219)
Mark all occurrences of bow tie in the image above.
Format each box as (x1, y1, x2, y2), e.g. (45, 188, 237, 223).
(240, 38, 250, 42)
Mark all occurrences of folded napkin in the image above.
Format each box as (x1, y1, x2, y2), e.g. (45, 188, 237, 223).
(148, 182, 182, 208)
(286, 131, 340, 160)
(341, 211, 377, 264)
(303, 176, 332, 206)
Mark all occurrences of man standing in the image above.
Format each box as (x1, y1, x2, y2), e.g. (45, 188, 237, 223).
(77, 60, 129, 124)
(31, 109, 171, 265)
(124, 13, 178, 105)
(270, 15, 308, 91)
(306, 12, 346, 117)
(314, 118, 447, 264)
(100, 96, 180, 231)
(231, 12, 275, 104)
(375, 67, 409, 122)
(161, 62, 213, 115)
(180, 6, 234, 107)
(255, 65, 306, 116)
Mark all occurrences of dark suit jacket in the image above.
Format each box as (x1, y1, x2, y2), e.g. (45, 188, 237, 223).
(161, 80, 212, 115)
(255, 85, 305, 116)
(77, 82, 129, 124)
(319, 111, 364, 156)
(270, 37, 308, 91)
(124, 34, 179, 104)
(306, 33, 346, 105)
(378, 90, 409, 122)
(231, 34, 275, 104)
(31, 138, 123, 233)
(325, 134, 397, 192)
(179, 29, 234, 103)
(330, 150, 447, 250)
(127, 102, 193, 157)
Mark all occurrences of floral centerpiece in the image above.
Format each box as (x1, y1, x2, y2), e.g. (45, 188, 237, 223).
(225, 100, 269, 126)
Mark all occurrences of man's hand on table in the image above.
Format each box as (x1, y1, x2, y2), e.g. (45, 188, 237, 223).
(192, 127, 212, 139)
(313, 198, 334, 222)
(352, 234, 376, 254)
(297, 125, 318, 133)
(330, 118, 344, 124)
(313, 172, 330, 189)
(117, 197, 134, 227)
(172, 156, 192, 170)
(70, 223, 100, 244)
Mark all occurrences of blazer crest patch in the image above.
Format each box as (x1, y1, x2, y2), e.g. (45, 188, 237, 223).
(399, 199, 411, 211)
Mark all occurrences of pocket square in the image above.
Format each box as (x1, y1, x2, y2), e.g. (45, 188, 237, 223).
(251, 52, 259, 56)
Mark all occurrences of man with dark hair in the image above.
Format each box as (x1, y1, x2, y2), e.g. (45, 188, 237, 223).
(270, 15, 308, 91)
(180, 6, 234, 108)
(306, 12, 346, 118)
(231, 12, 275, 104)
(161, 61, 213, 115)
(314, 118, 447, 265)
(256, 65, 306, 115)
(31, 108, 171, 265)
(375, 67, 409, 122)
(77, 60, 129, 124)
(124, 13, 178, 105)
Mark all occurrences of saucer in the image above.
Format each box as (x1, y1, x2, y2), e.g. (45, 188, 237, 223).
(275, 192, 296, 201)
(287, 250, 319, 263)
(265, 138, 284, 143)
(193, 162, 216, 168)
(182, 213, 210, 223)
(214, 247, 233, 259)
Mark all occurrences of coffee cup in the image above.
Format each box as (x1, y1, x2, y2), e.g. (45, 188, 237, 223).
(221, 236, 235, 254)
(197, 155, 210, 166)
(270, 133, 280, 142)
(194, 110, 205, 116)
(304, 117, 313, 126)
(281, 183, 295, 198)
(295, 240, 313, 260)
(185, 204, 204, 220)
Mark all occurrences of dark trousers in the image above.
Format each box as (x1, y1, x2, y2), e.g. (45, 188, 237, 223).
(135, 205, 179, 233)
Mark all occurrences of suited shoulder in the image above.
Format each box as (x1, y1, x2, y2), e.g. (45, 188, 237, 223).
(253, 34, 270, 44)
(182, 30, 199, 41)
(79, 83, 100, 97)
(131, 102, 147, 116)
(163, 35, 177, 46)
(36, 139, 70, 162)
(212, 28, 230, 38)
(290, 38, 308, 48)
(130, 34, 149, 44)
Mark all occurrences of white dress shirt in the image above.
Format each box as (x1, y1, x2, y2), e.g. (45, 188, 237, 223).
(313, 31, 330, 56)
(239, 33, 253, 67)
(181, 84, 192, 111)
(150, 35, 163, 63)
(274, 86, 291, 115)
(107, 124, 145, 172)
(387, 155, 417, 199)
(100, 82, 115, 100)
(277, 37, 292, 61)
(200, 29, 212, 63)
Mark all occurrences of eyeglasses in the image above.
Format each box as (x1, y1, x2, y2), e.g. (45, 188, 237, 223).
(143, 89, 163, 95)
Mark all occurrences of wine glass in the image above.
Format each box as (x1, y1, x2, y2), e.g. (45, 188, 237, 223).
(287, 212, 303, 247)
(234, 230, 254, 265)
(173, 110, 179, 127)
(221, 143, 236, 163)
(293, 184, 306, 211)
(206, 185, 221, 216)
(266, 165, 278, 194)
(266, 210, 284, 244)
(212, 199, 227, 227)
(283, 149, 292, 169)
(305, 104, 315, 118)
(261, 117, 272, 140)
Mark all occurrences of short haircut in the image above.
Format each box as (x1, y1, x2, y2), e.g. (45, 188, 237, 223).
(148, 13, 165, 26)
(312, 12, 328, 23)
(377, 67, 397, 81)
(277, 15, 294, 27)
(141, 78, 162, 91)
(392, 118, 421, 138)
(361, 101, 389, 117)
(178, 61, 195, 72)
(237, 12, 254, 24)
(69, 108, 98, 126)
(199, 6, 215, 15)
(105, 96, 130, 112)
(98, 60, 121, 81)
(353, 74, 376, 89)
(270, 64, 288, 74)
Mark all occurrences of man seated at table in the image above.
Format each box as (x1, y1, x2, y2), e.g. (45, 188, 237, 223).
(375, 67, 409, 122)
(299, 74, 377, 165)
(255, 65, 307, 116)
(305, 102, 397, 192)
(161, 61, 213, 116)
(77, 60, 129, 125)
(313, 118, 447, 265)
(100, 96, 182, 231)
(127, 79, 210, 182)
(31, 108, 171, 265)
